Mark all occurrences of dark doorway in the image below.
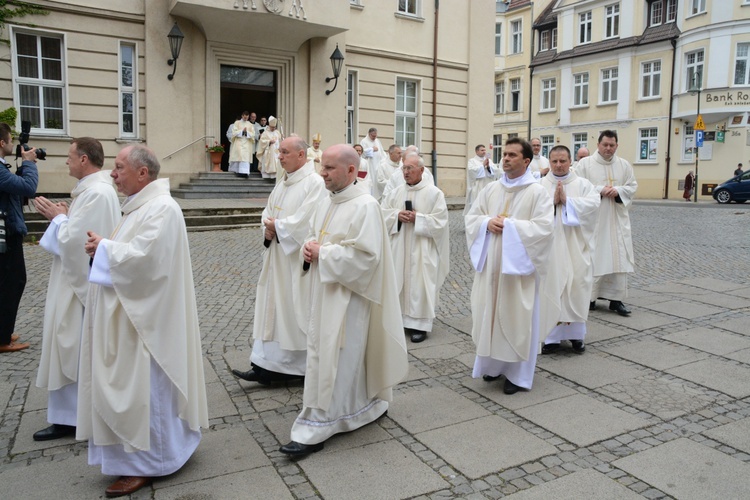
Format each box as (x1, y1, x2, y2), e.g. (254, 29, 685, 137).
(220, 65, 276, 171)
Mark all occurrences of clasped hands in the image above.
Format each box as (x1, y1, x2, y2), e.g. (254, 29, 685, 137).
(33, 196, 68, 221)
(398, 210, 416, 224)
(600, 185, 619, 198)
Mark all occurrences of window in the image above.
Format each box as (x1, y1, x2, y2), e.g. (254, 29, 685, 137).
(395, 78, 418, 147)
(510, 78, 521, 112)
(346, 71, 358, 144)
(492, 134, 502, 164)
(573, 72, 589, 106)
(666, 0, 677, 22)
(682, 124, 695, 162)
(641, 60, 661, 98)
(686, 50, 704, 91)
(605, 4, 620, 38)
(690, 0, 705, 15)
(551, 28, 558, 49)
(398, 0, 419, 16)
(13, 30, 65, 133)
(511, 20, 523, 54)
(638, 128, 658, 161)
(541, 135, 554, 157)
(495, 81, 505, 114)
(119, 42, 137, 138)
(573, 133, 588, 157)
(601, 67, 618, 103)
(735, 43, 750, 85)
(495, 23, 502, 56)
(541, 78, 556, 111)
(579, 11, 592, 44)
(650, 1, 663, 26)
(540, 30, 551, 51)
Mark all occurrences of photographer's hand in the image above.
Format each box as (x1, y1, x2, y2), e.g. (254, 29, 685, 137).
(21, 146, 37, 163)
(33, 196, 68, 221)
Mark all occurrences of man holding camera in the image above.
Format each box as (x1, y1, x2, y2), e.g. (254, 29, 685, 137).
(0, 122, 39, 353)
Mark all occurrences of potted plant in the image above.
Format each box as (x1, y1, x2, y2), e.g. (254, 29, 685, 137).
(205, 142, 225, 172)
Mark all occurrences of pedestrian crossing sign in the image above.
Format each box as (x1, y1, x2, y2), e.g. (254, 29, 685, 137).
(694, 115, 706, 130)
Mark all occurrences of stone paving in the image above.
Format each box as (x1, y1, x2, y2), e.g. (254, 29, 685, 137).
(2, 201, 750, 499)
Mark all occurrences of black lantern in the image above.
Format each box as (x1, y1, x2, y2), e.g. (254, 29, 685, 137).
(167, 23, 185, 81)
(325, 44, 345, 95)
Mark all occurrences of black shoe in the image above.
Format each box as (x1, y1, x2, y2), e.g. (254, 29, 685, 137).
(482, 374, 502, 382)
(33, 424, 76, 441)
(410, 331, 427, 343)
(609, 301, 631, 316)
(231, 368, 271, 385)
(589, 301, 597, 311)
(541, 343, 560, 354)
(570, 340, 586, 353)
(503, 379, 522, 395)
(279, 441, 324, 457)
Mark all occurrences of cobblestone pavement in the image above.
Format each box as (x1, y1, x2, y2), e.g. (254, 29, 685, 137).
(2, 202, 750, 499)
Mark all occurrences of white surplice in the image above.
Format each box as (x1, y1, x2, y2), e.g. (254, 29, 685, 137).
(530, 155, 550, 176)
(250, 161, 326, 375)
(382, 177, 449, 332)
(465, 170, 555, 389)
(464, 155, 497, 215)
(374, 158, 401, 202)
(228, 119, 255, 174)
(257, 129, 282, 180)
(36, 170, 120, 426)
(291, 182, 408, 445)
(360, 135, 385, 193)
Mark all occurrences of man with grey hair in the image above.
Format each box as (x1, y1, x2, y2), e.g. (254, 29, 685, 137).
(572, 147, 589, 170)
(374, 144, 402, 201)
(382, 152, 449, 343)
(381, 145, 434, 200)
(81, 145, 208, 497)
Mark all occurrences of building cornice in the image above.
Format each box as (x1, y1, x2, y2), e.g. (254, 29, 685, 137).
(24, 0, 144, 23)
(346, 45, 468, 71)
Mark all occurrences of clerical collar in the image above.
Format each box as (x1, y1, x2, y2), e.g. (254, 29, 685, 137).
(552, 172, 570, 181)
(332, 181, 356, 195)
(500, 168, 536, 188)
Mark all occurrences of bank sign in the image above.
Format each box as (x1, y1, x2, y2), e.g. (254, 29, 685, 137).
(704, 90, 750, 106)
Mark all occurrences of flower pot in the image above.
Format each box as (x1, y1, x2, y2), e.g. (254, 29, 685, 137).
(209, 151, 223, 172)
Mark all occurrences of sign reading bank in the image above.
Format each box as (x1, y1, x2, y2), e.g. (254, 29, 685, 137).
(704, 91, 750, 107)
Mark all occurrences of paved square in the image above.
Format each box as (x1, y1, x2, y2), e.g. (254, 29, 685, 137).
(389, 385, 490, 434)
(667, 358, 750, 398)
(704, 417, 750, 455)
(155, 466, 293, 500)
(662, 327, 750, 355)
(504, 469, 642, 499)
(600, 339, 708, 370)
(537, 351, 643, 389)
(462, 373, 579, 410)
(639, 299, 723, 320)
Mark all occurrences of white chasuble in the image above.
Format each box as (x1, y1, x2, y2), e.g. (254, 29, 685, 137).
(257, 129, 282, 178)
(464, 156, 497, 215)
(229, 119, 255, 174)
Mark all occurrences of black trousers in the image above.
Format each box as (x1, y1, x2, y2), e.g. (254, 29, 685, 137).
(0, 233, 26, 345)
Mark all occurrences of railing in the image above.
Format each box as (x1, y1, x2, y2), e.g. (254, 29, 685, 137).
(163, 135, 215, 160)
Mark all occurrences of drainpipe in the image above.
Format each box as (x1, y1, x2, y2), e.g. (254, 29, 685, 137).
(527, 2, 535, 139)
(663, 37, 677, 199)
(431, 0, 439, 182)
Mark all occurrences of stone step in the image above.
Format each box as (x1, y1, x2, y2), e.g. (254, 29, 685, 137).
(184, 213, 262, 227)
(179, 179, 273, 187)
(170, 190, 271, 199)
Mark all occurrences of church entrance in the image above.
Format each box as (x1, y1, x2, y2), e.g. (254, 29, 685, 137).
(220, 65, 277, 171)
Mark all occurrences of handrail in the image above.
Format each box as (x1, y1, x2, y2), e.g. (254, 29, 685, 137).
(162, 135, 214, 160)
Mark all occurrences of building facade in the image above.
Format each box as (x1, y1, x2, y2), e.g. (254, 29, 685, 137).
(0, 0, 495, 196)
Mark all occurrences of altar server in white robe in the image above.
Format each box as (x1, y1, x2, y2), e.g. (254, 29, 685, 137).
(228, 111, 255, 176)
(464, 144, 497, 215)
(32, 137, 120, 442)
(575, 130, 637, 317)
(281, 144, 409, 457)
(81, 145, 208, 498)
(529, 138, 550, 178)
(360, 127, 385, 190)
(231, 136, 326, 384)
(466, 138, 556, 395)
(539, 145, 600, 355)
(257, 116, 283, 181)
(382, 152, 449, 343)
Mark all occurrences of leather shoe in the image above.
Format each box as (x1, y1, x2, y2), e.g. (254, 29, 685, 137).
(0, 342, 30, 353)
(609, 301, 631, 316)
(589, 301, 597, 311)
(105, 476, 152, 498)
(541, 343, 560, 354)
(570, 340, 586, 353)
(482, 374, 502, 382)
(33, 424, 76, 441)
(504, 378, 522, 395)
(279, 441, 324, 457)
(231, 368, 271, 385)
(410, 331, 427, 343)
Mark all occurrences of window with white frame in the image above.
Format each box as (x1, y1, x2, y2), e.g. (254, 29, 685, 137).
(495, 23, 502, 56)
(579, 11, 592, 44)
(346, 70, 358, 145)
(541, 135, 554, 157)
(573, 72, 589, 106)
(119, 42, 137, 138)
(510, 78, 521, 112)
(641, 60, 661, 98)
(690, 0, 706, 15)
(398, 0, 419, 16)
(13, 29, 66, 133)
(541, 78, 556, 111)
(735, 43, 750, 86)
(540, 30, 551, 51)
(686, 50, 704, 91)
(511, 20, 523, 54)
(395, 78, 418, 147)
(492, 134, 502, 164)
(605, 4, 620, 38)
(650, 1, 663, 26)
(601, 67, 618, 103)
(572, 133, 588, 157)
(495, 81, 505, 114)
(666, 0, 677, 22)
(682, 124, 695, 162)
(551, 28, 558, 49)
(637, 127, 658, 161)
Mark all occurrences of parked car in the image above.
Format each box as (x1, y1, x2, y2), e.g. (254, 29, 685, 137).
(712, 170, 750, 204)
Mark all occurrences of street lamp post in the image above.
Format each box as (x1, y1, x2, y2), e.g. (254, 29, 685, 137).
(689, 71, 702, 203)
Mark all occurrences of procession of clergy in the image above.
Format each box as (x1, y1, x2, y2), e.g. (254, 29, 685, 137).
(30, 126, 635, 496)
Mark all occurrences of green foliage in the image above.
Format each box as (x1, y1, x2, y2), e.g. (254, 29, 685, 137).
(0, 1, 49, 46)
(0, 106, 17, 125)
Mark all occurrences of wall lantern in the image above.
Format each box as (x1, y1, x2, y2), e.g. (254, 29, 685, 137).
(167, 23, 185, 81)
(325, 44, 344, 95)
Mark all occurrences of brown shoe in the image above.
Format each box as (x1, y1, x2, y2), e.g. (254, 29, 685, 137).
(105, 476, 152, 498)
(0, 342, 30, 353)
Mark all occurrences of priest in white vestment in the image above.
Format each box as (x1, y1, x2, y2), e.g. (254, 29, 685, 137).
(539, 146, 600, 355)
(80, 145, 209, 498)
(353, 144, 373, 195)
(464, 144, 497, 215)
(374, 144, 402, 202)
(32, 138, 120, 442)
(281, 144, 409, 457)
(465, 138, 556, 395)
(529, 138, 550, 178)
(382, 152, 449, 343)
(228, 111, 255, 177)
(232, 136, 326, 385)
(360, 127, 385, 188)
(575, 130, 637, 317)
(571, 147, 590, 171)
(257, 116, 283, 181)
(307, 133, 323, 174)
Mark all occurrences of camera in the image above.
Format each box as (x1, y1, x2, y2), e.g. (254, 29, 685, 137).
(15, 120, 46, 161)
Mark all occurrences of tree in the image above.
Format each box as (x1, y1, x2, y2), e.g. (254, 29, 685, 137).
(0, 1, 48, 46)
